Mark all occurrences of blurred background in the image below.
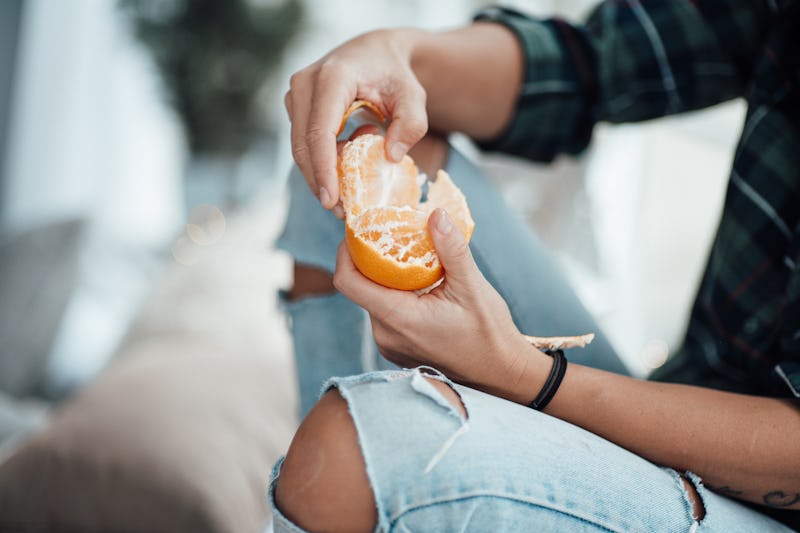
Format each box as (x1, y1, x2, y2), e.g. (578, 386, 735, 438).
(0, 0, 743, 530)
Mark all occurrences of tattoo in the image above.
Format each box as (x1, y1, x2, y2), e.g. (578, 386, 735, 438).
(705, 484, 743, 498)
(763, 491, 800, 508)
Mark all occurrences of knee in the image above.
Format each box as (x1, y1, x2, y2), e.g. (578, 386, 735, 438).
(287, 262, 335, 301)
(275, 388, 377, 532)
(680, 474, 706, 521)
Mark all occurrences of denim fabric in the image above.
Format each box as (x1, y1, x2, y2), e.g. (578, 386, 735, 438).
(276, 143, 628, 416)
(268, 367, 793, 532)
(273, 142, 791, 530)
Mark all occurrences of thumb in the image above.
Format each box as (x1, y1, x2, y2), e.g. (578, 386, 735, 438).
(429, 208, 477, 285)
(385, 82, 428, 162)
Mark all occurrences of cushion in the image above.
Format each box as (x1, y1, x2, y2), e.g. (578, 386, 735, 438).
(0, 195, 297, 532)
(0, 335, 296, 533)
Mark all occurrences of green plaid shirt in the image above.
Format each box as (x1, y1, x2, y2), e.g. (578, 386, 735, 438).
(475, 2, 800, 399)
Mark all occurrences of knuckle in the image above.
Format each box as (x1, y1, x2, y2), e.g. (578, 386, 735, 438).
(317, 58, 345, 82)
(405, 116, 428, 138)
(409, 81, 427, 103)
(289, 68, 310, 91)
(291, 141, 309, 164)
(306, 124, 333, 150)
(332, 270, 343, 292)
(306, 123, 326, 140)
(288, 72, 301, 91)
(450, 239, 471, 262)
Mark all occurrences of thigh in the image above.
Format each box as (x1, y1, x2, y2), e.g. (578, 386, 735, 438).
(269, 368, 793, 533)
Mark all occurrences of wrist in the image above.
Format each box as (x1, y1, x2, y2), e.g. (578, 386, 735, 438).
(478, 335, 552, 405)
(375, 27, 429, 65)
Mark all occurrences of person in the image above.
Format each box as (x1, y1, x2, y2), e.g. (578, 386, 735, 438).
(271, 1, 800, 531)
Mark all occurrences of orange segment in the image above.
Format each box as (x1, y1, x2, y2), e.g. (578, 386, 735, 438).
(425, 170, 474, 240)
(346, 207, 440, 291)
(338, 133, 475, 290)
(339, 134, 421, 218)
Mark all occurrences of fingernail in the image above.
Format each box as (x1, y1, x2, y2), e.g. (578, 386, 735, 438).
(319, 187, 331, 207)
(389, 143, 408, 162)
(333, 204, 345, 219)
(437, 209, 453, 234)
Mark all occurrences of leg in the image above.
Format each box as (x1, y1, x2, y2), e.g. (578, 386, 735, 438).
(277, 164, 380, 417)
(277, 135, 455, 417)
(274, 388, 376, 532)
(277, 135, 628, 415)
(269, 368, 791, 532)
(274, 376, 462, 532)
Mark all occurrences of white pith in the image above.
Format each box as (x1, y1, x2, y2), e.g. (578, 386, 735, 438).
(342, 134, 472, 269)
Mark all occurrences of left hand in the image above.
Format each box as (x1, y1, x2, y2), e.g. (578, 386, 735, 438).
(333, 208, 538, 392)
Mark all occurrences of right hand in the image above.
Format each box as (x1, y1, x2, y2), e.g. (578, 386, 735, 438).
(285, 29, 430, 214)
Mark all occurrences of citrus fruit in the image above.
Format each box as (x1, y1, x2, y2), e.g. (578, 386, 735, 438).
(337, 100, 387, 137)
(338, 132, 475, 290)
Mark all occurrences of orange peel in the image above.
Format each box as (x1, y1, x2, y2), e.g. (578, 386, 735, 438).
(337, 100, 388, 137)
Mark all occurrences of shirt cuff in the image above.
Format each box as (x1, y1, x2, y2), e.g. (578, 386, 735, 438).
(473, 6, 597, 161)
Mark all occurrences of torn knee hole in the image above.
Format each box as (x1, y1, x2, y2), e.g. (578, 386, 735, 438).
(680, 474, 706, 522)
(423, 376, 467, 419)
(275, 388, 377, 532)
(287, 262, 336, 301)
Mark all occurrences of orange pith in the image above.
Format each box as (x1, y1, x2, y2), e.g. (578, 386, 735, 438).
(338, 133, 475, 290)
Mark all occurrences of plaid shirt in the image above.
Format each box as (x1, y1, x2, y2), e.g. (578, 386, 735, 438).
(475, 2, 800, 399)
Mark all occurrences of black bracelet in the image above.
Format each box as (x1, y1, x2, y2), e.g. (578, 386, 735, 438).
(528, 349, 567, 411)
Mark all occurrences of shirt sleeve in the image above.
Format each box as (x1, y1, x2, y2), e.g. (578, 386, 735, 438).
(474, 1, 775, 162)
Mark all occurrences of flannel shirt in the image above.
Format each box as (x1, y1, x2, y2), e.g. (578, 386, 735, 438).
(475, 1, 800, 401)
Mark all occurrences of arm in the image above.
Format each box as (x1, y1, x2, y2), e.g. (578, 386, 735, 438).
(462, 1, 772, 161)
(333, 209, 800, 511)
(511, 347, 800, 509)
(284, 23, 523, 211)
(287, 0, 775, 206)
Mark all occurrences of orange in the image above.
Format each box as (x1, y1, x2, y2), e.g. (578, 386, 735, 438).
(337, 100, 387, 137)
(338, 132, 475, 290)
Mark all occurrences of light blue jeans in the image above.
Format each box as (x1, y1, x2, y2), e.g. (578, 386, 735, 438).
(273, 145, 792, 531)
(277, 146, 627, 416)
(269, 367, 790, 532)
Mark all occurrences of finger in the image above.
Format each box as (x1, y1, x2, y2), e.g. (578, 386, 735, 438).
(283, 90, 292, 117)
(307, 66, 356, 209)
(333, 242, 414, 319)
(384, 79, 428, 162)
(428, 208, 478, 286)
(288, 71, 318, 195)
(332, 204, 345, 220)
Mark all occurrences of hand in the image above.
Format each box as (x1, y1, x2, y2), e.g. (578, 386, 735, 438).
(285, 29, 429, 214)
(333, 208, 540, 394)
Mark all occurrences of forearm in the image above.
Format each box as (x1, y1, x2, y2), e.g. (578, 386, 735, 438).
(500, 345, 800, 510)
(407, 24, 523, 141)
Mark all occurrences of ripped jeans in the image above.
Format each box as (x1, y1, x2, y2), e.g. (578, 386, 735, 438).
(269, 367, 791, 532)
(277, 145, 627, 417)
(273, 145, 792, 531)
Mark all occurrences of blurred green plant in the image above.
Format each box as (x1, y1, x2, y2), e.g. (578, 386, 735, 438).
(120, 0, 302, 157)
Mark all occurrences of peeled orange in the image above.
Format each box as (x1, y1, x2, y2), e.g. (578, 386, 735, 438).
(338, 132, 475, 291)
